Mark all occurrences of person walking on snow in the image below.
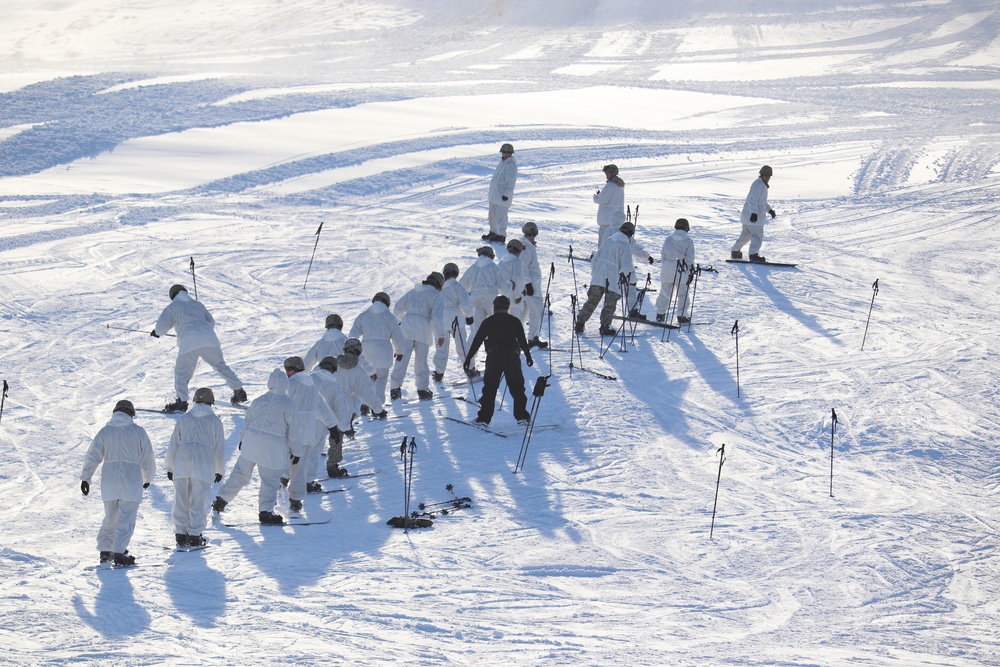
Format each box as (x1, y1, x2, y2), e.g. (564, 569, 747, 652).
(213, 368, 295, 525)
(165, 387, 224, 548)
(433, 263, 475, 383)
(390, 273, 446, 402)
(152, 284, 247, 413)
(463, 295, 534, 426)
(515, 221, 547, 349)
(311, 356, 355, 478)
(303, 314, 347, 371)
(482, 143, 517, 243)
(460, 246, 503, 377)
(731, 165, 776, 263)
(284, 356, 338, 509)
(336, 338, 388, 420)
(80, 400, 155, 567)
(593, 164, 626, 249)
(348, 292, 404, 411)
(575, 221, 654, 336)
(655, 218, 696, 324)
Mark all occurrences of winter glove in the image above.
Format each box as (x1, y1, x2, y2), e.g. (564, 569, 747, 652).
(394, 354, 403, 361)
(238, 440, 242, 450)
(501, 195, 508, 201)
(437, 337, 445, 347)
(150, 329, 159, 338)
(81, 480, 89, 496)
(525, 283, 535, 297)
(465, 316, 474, 326)
(749, 213, 758, 223)
(648, 256, 655, 265)
(525, 354, 534, 367)
(143, 482, 150, 489)
(214, 473, 222, 484)
(768, 208, 776, 219)
(291, 455, 300, 465)
(167, 471, 173, 481)
(371, 374, 378, 381)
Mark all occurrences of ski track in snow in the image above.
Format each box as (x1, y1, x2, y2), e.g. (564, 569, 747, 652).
(1, 1, 999, 664)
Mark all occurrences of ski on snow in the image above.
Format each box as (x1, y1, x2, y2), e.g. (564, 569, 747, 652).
(725, 259, 798, 268)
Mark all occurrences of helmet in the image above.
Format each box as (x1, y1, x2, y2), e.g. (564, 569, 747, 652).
(619, 221, 636, 236)
(493, 295, 511, 311)
(425, 272, 445, 290)
(169, 284, 187, 300)
(500, 143, 514, 154)
(602, 164, 619, 177)
(283, 356, 305, 372)
(113, 399, 135, 417)
(318, 356, 338, 373)
(442, 262, 460, 279)
(759, 165, 773, 177)
(477, 245, 495, 259)
(506, 239, 524, 254)
(521, 221, 538, 237)
(344, 337, 363, 355)
(193, 387, 215, 405)
(372, 291, 390, 307)
(324, 313, 343, 330)
(674, 218, 690, 231)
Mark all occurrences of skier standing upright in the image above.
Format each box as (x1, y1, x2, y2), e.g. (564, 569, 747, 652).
(284, 356, 338, 509)
(433, 263, 475, 383)
(515, 221, 546, 349)
(483, 143, 518, 243)
(80, 400, 156, 566)
(390, 273, 446, 401)
(303, 314, 347, 371)
(348, 292, 404, 411)
(460, 246, 503, 376)
(655, 218, 696, 324)
(152, 284, 247, 413)
(730, 165, 776, 262)
(576, 221, 654, 336)
(593, 164, 626, 249)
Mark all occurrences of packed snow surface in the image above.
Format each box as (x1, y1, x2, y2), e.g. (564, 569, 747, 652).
(0, 0, 998, 664)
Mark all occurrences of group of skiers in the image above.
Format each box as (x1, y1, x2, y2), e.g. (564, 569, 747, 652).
(80, 141, 775, 566)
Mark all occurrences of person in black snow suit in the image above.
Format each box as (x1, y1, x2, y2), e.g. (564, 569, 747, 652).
(463, 295, 534, 426)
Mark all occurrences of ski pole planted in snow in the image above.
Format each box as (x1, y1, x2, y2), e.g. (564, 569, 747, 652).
(0, 380, 8, 425)
(710, 443, 726, 538)
(861, 279, 880, 351)
(830, 408, 838, 497)
(731, 320, 741, 397)
(304, 221, 324, 290)
(388, 437, 431, 530)
(514, 375, 551, 474)
(189, 257, 198, 300)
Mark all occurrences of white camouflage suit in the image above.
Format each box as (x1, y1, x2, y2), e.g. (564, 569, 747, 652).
(348, 300, 404, 407)
(287, 370, 338, 501)
(390, 282, 446, 394)
(303, 327, 347, 371)
(488, 154, 517, 236)
(593, 178, 626, 248)
(459, 254, 502, 369)
(311, 366, 354, 468)
(217, 369, 294, 513)
(80, 411, 156, 555)
(154, 290, 243, 402)
(655, 228, 695, 320)
(433, 276, 475, 377)
(731, 175, 771, 256)
(579, 230, 651, 329)
(514, 234, 544, 340)
(166, 402, 225, 538)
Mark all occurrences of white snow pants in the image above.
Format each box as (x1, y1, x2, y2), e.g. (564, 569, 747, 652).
(434, 317, 470, 375)
(513, 293, 544, 340)
(371, 366, 390, 410)
(98, 499, 140, 553)
(174, 345, 242, 401)
(731, 222, 764, 256)
(171, 477, 212, 536)
(218, 454, 284, 513)
(391, 339, 431, 392)
(289, 440, 323, 501)
(488, 204, 510, 236)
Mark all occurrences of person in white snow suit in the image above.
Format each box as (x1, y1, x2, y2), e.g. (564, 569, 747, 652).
(152, 284, 247, 413)
(213, 368, 295, 525)
(390, 273, 446, 401)
(497, 239, 529, 308)
(165, 387, 225, 548)
(655, 218, 696, 325)
(731, 165, 776, 262)
(514, 221, 547, 349)
(283, 356, 338, 510)
(575, 221, 654, 336)
(483, 143, 518, 243)
(348, 292, 404, 411)
(336, 337, 387, 419)
(433, 263, 475, 383)
(311, 356, 355, 478)
(80, 400, 155, 566)
(593, 164, 626, 249)
(460, 246, 503, 376)
(303, 313, 347, 371)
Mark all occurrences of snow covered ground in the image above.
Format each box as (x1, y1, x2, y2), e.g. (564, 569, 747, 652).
(1, 0, 999, 664)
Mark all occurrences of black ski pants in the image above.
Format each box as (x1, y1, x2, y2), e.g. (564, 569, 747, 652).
(477, 351, 530, 424)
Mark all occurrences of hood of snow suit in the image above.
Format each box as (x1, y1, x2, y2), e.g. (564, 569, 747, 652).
(267, 368, 288, 394)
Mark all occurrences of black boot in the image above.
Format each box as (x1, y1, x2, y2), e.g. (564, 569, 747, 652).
(212, 496, 227, 513)
(259, 511, 284, 525)
(113, 551, 136, 567)
(231, 388, 248, 405)
(175, 534, 188, 546)
(99, 551, 113, 563)
(164, 398, 188, 413)
(187, 534, 207, 547)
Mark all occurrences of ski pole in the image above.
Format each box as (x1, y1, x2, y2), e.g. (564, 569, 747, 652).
(405, 437, 416, 529)
(568, 245, 580, 304)
(684, 265, 700, 332)
(662, 259, 686, 343)
(710, 443, 726, 538)
(861, 279, 880, 351)
(107, 324, 176, 337)
(515, 375, 550, 473)
(189, 257, 198, 300)
(304, 221, 324, 290)
(830, 408, 838, 497)
(398, 436, 408, 526)
(453, 317, 479, 404)
(543, 262, 555, 368)
(0, 380, 8, 426)
(731, 320, 741, 398)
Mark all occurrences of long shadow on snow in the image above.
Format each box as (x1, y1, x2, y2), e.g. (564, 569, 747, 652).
(163, 551, 227, 628)
(730, 264, 841, 344)
(73, 569, 152, 640)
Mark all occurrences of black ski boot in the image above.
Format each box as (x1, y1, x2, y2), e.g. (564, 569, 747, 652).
(164, 398, 188, 413)
(390, 387, 402, 401)
(417, 389, 433, 401)
(371, 410, 387, 420)
(432, 371, 444, 383)
(231, 387, 248, 405)
(677, 315, 691, 324)
(175, 534, 188, 546)
(187, 534, 207, 547)
(599, 326, 616, 336)
(99, 551, 113, 563)
(360, 404, 370, 416)
(259, 511, 284, 525)
(306, 481, 323, 494)
(528, 336, 548, 349)
(113, 551, 136, 567)
(289, 499, 303, 513)
(749, 253, 767, 263)
(731, 250, 742, 259)
(655, 313, 665, 323)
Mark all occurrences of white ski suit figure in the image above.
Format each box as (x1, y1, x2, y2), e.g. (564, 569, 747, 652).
(731, 169, 774, 258)
(488, 151, 518, 237)
(154, 289, 244, 402)
(310, 365, 354, 469)
(303, 327, 347, 371)
(287, 369, 338, 503)
(433, 276, 475, 377)
(390, 281, 446, 395)
(514, 233, 544, 340)
(655, 226, 696, 321)
(336, 350, 384, 415)
(578, 227, 652, 331)
(217, 369, 295, 514)
(81, 410, 156, 556)
(594, 174, 626, 248)
(497, 252, 528, 305)
(348, 300, 404, 407)
(460, 254, 502, 369)
(166, 401, 225, 539)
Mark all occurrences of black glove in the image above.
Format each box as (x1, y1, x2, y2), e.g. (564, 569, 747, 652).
(501, 195, 508, 201)
(465, 316, 474, 326)
(749, 213, 758, 223)
(150, 329, 159, 338)
(768, 208, 776, 219)
(648, 256, 655, 265)
(525, 283, 534, 296)
(329, 427, 338, 438)
(291, 455, 300, 465)
(143, 482, 150, 489)
(238, 440, 242, 450)
(214, 473, 222, 484)
(526, 354, 534, 367)
(167, 471, 173, 481)
(81, 480, 89, 496)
